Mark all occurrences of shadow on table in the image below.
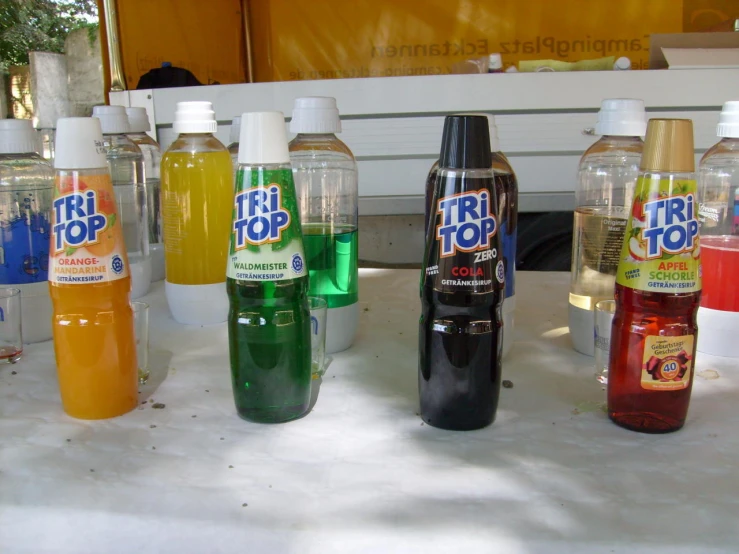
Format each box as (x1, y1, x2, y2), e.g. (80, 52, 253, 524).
(138, 348, 173, 402)
(321, 361, 739, 550)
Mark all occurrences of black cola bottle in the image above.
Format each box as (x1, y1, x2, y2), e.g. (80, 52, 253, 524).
(419, 115, 505, 430)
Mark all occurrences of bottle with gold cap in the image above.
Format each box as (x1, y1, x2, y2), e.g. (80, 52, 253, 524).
(608, 119, 701, 433)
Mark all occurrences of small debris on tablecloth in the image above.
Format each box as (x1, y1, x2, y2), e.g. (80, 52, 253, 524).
(502, 380, 513, 389)
(229, 465, 234, 469)
(66, 438, 71, 442)
(11, 371, 17, 375)
(152, 446, 156, 450)
(151, 403, 166, 409)
(220, 437, 225, 441)
(242, 503, 248, 507)
(149, 424, 157, 429)
(191, 415, 197, 418)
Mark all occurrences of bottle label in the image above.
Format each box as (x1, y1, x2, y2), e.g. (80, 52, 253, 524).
(641, 335, 694, 391)
(49, 174, 129, 284)
(436, 189, 497, 257)
(616, 176, 701, 293)
(424, 179, 504, 294)
(227, 170, 305, 281)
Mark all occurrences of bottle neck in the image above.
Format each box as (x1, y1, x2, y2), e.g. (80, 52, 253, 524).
(718, 136, 739, 145)
(179, 132, 214, 139)
(295, 133, 338, 140)
(600, 135, 643, 144)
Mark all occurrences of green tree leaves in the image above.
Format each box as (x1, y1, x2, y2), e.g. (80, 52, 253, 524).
(0, 0, 97, 69)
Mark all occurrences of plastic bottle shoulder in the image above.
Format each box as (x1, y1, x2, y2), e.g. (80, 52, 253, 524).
(165, 133, 228, 154)
(700, 138, 739, 168)
(579, 136, 644, 169)
(103, 133, 144, 160)
(491, 152, 515, 176)
(288, 134, 356, 162)
(128, 133, 160, 149)
(0, 153, 54, 185)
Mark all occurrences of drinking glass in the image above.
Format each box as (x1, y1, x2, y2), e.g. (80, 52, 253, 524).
(0, 288, 22, 363)
(309, 297, 327, 378)
(132, 301, 149, 384)
(595, 299, 615, 384)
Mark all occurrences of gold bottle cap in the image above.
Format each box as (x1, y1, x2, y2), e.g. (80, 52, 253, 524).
(640, 119, 695, 173)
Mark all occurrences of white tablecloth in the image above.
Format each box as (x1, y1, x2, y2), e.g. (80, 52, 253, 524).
(1, 270, 737, 554)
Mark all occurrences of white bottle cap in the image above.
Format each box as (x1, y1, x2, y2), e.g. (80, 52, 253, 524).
(54, 117, 108, 170)
(173, 101, 218, 134)
(488, 53, 503, 71)
(239, 111, 290, 164)
(289, 97, 341, 134)
(613, 57, 631, 70)
(229, 115, 241, 144)
(92, 105, 130, 134)
(595, 98, 646, 137)
(717, 101, 739, 138)
(0, 119, 38, 154)
(126, 107, 151, 133)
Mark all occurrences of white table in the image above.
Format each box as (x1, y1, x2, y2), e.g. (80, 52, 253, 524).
(1, 270, 737, 553)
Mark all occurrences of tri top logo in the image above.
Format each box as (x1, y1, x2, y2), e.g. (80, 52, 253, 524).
(436, 190, 497, 258)
(233, 184, 290, 249)
(52, 191, 106, 252)
(642, 194, 699, 259)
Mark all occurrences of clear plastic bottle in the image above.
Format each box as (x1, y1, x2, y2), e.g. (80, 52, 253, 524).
(38, 128, 55, 163)
(227, 115, 241, 175)
(289, 97, 359, 354)
(569, 99, 646, 356)
(697, 101, 739, 357)
(160, 101, 233, 325)
(92, 105, 151, 299)
(126, 107, 164, 282)
(0, 119, 54, 343)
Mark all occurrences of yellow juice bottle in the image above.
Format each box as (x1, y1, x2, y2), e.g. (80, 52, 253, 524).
(161, 102, 233, 324)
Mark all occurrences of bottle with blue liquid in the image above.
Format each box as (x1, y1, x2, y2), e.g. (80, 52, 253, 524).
(0, 119, 54, 343)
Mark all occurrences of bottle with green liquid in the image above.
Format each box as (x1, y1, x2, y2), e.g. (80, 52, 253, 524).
(228, 111, 311, 423)
(289, 97, 359, 357)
